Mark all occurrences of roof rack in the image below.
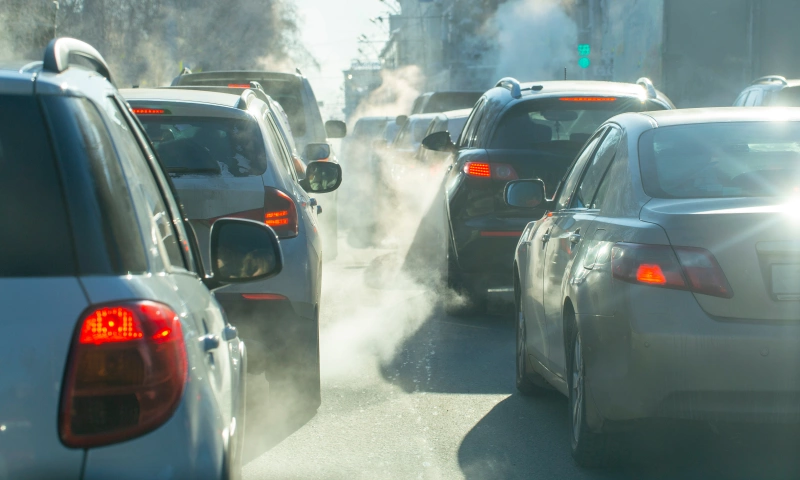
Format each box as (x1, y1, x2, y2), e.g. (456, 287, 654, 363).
(495, 77, 522, 99)
(236, 89, 257, 110)
(636, 77, 657, 98)
(42, 37, 113, 84)
(751, 75, 787, 86)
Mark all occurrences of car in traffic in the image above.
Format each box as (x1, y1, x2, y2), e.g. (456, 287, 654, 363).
(122, 88, 342, 409)
(410, 91, 483, 115)
(417, 108, 471, 167)
(1, 38, 284, 480)
(380, 113, 438, 187)
(509, 107, 800, 467)
(734, 75, 800, 107)
(170, 70, 347, 259)
(423, 77, 675, 315)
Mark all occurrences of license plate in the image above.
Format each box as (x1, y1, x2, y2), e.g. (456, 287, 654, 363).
(772, 264, 800, 300)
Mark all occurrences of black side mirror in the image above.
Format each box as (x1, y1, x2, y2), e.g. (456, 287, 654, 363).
(325, 120, 347, 138)
(204, 219, 283, 290)
(504, 179, 546, 209)
(422, 131, 456, 152)
(303, 142, 331, 161)
(396, 115, 409, 126)
(300, 161, 343, 193)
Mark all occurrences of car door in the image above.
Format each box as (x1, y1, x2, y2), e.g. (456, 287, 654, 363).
(541, 127, 623, 374)
(104, 96, 236, 427)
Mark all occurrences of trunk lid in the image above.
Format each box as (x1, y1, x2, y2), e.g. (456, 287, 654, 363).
(641, 197, 800, 321)
(0, 278, 87, 478)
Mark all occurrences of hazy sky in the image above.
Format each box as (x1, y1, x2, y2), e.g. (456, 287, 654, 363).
(293, 0, 390, 120)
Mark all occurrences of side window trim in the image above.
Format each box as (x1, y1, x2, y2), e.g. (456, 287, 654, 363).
(459, 97, 485, 148)
(553, 127, 607, 211)
(571, 125, 622, 210)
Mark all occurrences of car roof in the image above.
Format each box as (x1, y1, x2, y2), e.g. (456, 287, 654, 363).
(178, 70, 302, 82)
(440, 108, 472, 119)
(632, 107, 800, 127)
(516, 80, 650, 99)
(121, 88, 243, 107)
(408, 113, 439, 122)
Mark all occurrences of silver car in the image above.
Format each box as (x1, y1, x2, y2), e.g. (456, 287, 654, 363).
(2, 38, 282, 479)
(508, 107, 800, 467)
(122, 88, 342, 408)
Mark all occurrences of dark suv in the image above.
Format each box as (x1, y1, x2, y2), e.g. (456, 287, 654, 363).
(733, 75, 800, 106)
(423, 77, 674, 314)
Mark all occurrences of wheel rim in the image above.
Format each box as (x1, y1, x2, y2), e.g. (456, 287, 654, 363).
(516, 308, 526, 383)
(571, 334, 584, 444)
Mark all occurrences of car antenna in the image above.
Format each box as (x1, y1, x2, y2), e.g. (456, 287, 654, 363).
(564, 67, 567, 81)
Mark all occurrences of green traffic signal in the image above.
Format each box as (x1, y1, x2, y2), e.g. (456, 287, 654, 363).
(578, 44, 590, 56)
(579, 57, 591, 68)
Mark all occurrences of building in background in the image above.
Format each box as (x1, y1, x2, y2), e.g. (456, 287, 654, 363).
(343, 61, 383, 119)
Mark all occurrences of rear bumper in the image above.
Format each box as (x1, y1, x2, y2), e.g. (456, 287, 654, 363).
(451, 215, 529, 277)
(581, 285, 800, 429)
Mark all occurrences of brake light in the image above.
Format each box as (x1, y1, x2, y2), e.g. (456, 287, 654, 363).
(132, 108, 165, 115)
(611, 243, 733, 298)
(559, 97, 617, 102)
(463, 162, 518, 180)
(228, 84, 251, 88)
(60, 301, 187, 448)
(263, 187, 298, 238)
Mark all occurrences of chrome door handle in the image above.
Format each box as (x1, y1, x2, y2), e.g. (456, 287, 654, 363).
(222, 324, 238, 341)
(569, 232, 582, 245)
(200, 334, 221, 351)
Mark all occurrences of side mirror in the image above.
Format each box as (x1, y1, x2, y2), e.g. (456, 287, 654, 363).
(204, 219, 283, 290)
(396, 115, 409, 127)
(422, 131, 456, 152)
(504, 179, 546, 209)
(300, 161, 343, 193)
(303, 142, 331, 161)
(325, 120, 347, 138)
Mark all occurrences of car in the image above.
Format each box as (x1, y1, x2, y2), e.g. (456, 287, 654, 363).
(121, 88, 342, 409)
(381, 113, 438, 182)
(1, 38, 283, 479)
(410, 91, 483, 115)
(422, 77, 674, 315)
(171, 70, 347, 260)
(508, 106, 800, 467)
(417, 108, 471, 167)
(734, 76, 800, 106)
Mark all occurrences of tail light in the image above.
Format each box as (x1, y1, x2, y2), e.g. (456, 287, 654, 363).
(263, 187, 298, 238)
(59, 301, 187, 448)
(463, 162, 518, 180)
(611, 243, 733, 298)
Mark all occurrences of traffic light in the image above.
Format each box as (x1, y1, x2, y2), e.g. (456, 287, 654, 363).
(578, 44, 590, 69)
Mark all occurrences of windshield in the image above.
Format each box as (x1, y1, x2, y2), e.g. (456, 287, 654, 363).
(640, 122, 800, 198)
(138, 116, 267, 176)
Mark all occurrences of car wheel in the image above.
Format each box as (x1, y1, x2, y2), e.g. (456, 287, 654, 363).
(516, 303, 549, 396)
(568, 321, 621, 467)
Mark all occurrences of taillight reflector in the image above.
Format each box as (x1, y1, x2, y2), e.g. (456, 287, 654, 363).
(559, 97, 617, 102)
(463, 162, 518, 180)
(228, 83, 251, 88)
(242, 293, 288, 300)
(636, 264, 667, 285)
(132, 108, 165, 115)
(60, 301, 187, 448)
(263, 187, 298, 238)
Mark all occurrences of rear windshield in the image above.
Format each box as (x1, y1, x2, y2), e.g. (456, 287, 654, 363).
(446, 117, 468, 142)
(491, 97, 664, 150)
(768, 86, 800, 107)
(353, 118, 390, 138)
(395, 119, 434, 150)
(422, 93, 482, 113)
(639, 122, 800, 198)
(178, 75, 308, 136)
(138, 116, 267, 177)
(0, 95, 75, 276)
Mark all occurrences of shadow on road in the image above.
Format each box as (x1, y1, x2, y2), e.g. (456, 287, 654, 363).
(458, 393, 800, 480)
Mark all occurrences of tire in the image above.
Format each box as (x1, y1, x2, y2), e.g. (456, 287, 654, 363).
(567, 316, 622, 467)
(515, 303, 549, 396)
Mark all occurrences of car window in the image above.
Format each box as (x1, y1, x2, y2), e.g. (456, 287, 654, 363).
(734, 91, 750, 106)
(459, 98, 486, 148)
(263, 109, 299, 183)
(767, 86, 800, 107)
(0, 95, 76, 277)
(571, 126, 622, 209)
(100, 97, 186, 271)
(553, 128, 606, 211)
(745, 89, 762, 106)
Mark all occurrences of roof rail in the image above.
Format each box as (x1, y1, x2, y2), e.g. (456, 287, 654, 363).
(236, 89, 257, 110)
(751, 75, 787, 85)
(249, 81, 265, 92)
(180, 66, 192, 76)
(42, 37, 113, 84)
(636, 77, 657, 98)
(295, 67, 303, 76)
(495, 77, 522, 99)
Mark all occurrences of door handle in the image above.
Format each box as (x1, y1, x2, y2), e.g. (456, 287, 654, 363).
(569, 230, 582, 245)
(200, 334, 220, 351)
(541, 228, 551, 244)
(222, 324, 238, 341)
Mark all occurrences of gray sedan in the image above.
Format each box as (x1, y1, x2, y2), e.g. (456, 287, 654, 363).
(508, 108, 800, 467)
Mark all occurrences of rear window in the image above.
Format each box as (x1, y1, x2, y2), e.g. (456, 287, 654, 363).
(490, 97, 663, 150)
(639, 122, 800, 198)
(446, 117, 468, 142)
(353, 118, 389, 138)
(768, 87, 800, 107)
(138, 116, 267, 177)
(395, 119, 434, 150)
(0, 95, 75, 276)
(422, 93, 482, 113)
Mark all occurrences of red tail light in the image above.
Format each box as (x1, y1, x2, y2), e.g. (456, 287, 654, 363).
(228, 83, 251, 88)
(559, 97, 617, 102)
(263, 187, 298, 238)
(132, 108, 165, 115)
(60, 301, 187, 448)
(611, 243, 733, 298)
(463, 162, 519, 180)
(241, 293, 288, 301)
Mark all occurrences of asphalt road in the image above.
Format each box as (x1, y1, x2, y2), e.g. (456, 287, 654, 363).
(240, 240, 800, 480)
